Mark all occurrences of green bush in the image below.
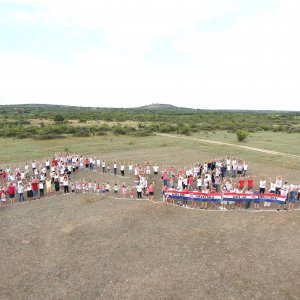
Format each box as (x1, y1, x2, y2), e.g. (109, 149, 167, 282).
(95, 131, 107, 136)
(178, 126, 191, 136)
(16, 132, 33, 139)
(113, 126, 126, 135)
(32, 134, 66, 140)
(236, 130, 248, 142)
(53, 114, 64, 122)
(73, 127, 91, 137)
(132, 128, 153, 137)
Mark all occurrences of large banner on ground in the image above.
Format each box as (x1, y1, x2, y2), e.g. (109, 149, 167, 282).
(165, 189, 286, 204)
(165, 189, 222, 202)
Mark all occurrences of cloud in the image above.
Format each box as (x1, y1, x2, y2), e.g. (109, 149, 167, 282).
(0, 0, 299, 110)
(2, 0, 267, 53)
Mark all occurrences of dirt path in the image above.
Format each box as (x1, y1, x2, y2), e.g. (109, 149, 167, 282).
(156, 133, 300, 159)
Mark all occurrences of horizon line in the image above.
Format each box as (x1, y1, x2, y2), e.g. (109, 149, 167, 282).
(0, 102, 299, 113)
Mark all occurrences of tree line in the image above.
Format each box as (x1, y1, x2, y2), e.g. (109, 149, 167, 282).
(0, 104, 299, 141)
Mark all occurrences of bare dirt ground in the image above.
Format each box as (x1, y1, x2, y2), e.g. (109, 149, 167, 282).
(0, 193, 300, 300)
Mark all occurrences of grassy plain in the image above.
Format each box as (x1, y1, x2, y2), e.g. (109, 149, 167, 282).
(28, 118, 139, 127)
(192, 131, 300, 156)
(0, 131, 299, 182)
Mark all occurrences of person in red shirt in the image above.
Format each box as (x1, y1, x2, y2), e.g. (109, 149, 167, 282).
(188, 175, 194, 191)
(247, 176, 254, 191)
(148, 182, 155, 203)
(85, 158, 89, 168)
(52, 158, 57, 166)
(31, 179, 39, 200)
(239, 178, 245, 190)
(7, 183, 15, 205)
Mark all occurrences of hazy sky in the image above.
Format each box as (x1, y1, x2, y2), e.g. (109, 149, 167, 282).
(0, 0, 299, 110)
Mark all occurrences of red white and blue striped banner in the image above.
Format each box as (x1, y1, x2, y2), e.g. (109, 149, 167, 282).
(222, 192, 256, 202)
(165, 190, 286, 204)
(222, 192, 286, 204)
(255, 193, 286, 204)
(165, 189, 222, 202)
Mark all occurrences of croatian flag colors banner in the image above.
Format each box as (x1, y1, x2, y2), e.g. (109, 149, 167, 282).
(165, 189, 222, 202)
(255, 193, 286, 204)
(165, 189, 286, 204)
(222, 192, 255, 202)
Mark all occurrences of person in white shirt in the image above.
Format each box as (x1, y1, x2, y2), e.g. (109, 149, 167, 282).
(232, 161, 237, 178)
(128, 163, 133, 176)
(177, 176, 183, 191)
(113, 161, 117, 176)
(269, 178, 276, 193)
(275, 176, 282, 194)
(259, 178, 266, 194)
(120, 163, 125, 176)
(39, 181, 44, 197)
(153, 164, 159, 175)
(45, 159, 50, 171)
(278, 182, 289, 211)
(136, 184, 143, 199)
(17, 183, 25, 202)
(196, 176, 202, 191)
(222, 162, 228, 178)
(243, 162, 248, 176)
(102, 161, 106, 173)
(63, 176, 69, 194)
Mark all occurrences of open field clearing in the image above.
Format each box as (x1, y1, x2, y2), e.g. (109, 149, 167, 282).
(0, 132, 299, 182)
(190, 131, 300, 156)
(0, 132, 299, 299)
(28, 119, 140, 127)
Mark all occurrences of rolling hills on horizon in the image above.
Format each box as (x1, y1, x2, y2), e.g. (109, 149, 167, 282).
(0, 103, 299, 113)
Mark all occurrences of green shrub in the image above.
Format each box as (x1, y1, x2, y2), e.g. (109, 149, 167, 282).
(32, 134, 66, 140)
(53, 114, 64, 122)
(236, 130, 248, 142)
(178, 126, 191, 136)
(132, 129, 153, 137)
(16, 132, 33, 139)
(95, 131, 107, 136)
(113, 126, 126, 135)
(73, 127, 91, 137)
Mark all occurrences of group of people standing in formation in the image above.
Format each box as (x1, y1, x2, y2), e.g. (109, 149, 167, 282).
(0, 153, 299, 210)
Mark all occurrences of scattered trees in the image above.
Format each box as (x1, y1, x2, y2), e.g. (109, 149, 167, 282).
(0, 105, 298, 140)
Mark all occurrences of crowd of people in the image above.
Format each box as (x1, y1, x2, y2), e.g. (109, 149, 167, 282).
(0, 153, 299, 210)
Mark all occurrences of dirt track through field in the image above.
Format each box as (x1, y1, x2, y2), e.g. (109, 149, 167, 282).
(156, 133, 300, 159)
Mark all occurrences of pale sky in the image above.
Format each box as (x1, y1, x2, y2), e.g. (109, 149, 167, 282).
(0, 0, 299, 110)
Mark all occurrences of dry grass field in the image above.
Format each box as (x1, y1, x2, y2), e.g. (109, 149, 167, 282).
(0, 131, 299, 182)
(0, 132, 299, 299)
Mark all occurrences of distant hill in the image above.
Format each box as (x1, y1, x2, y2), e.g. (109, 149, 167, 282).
(135, 103, 198, 114)
(136, 103, 183, 110)
(0, 103, 298, 113)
